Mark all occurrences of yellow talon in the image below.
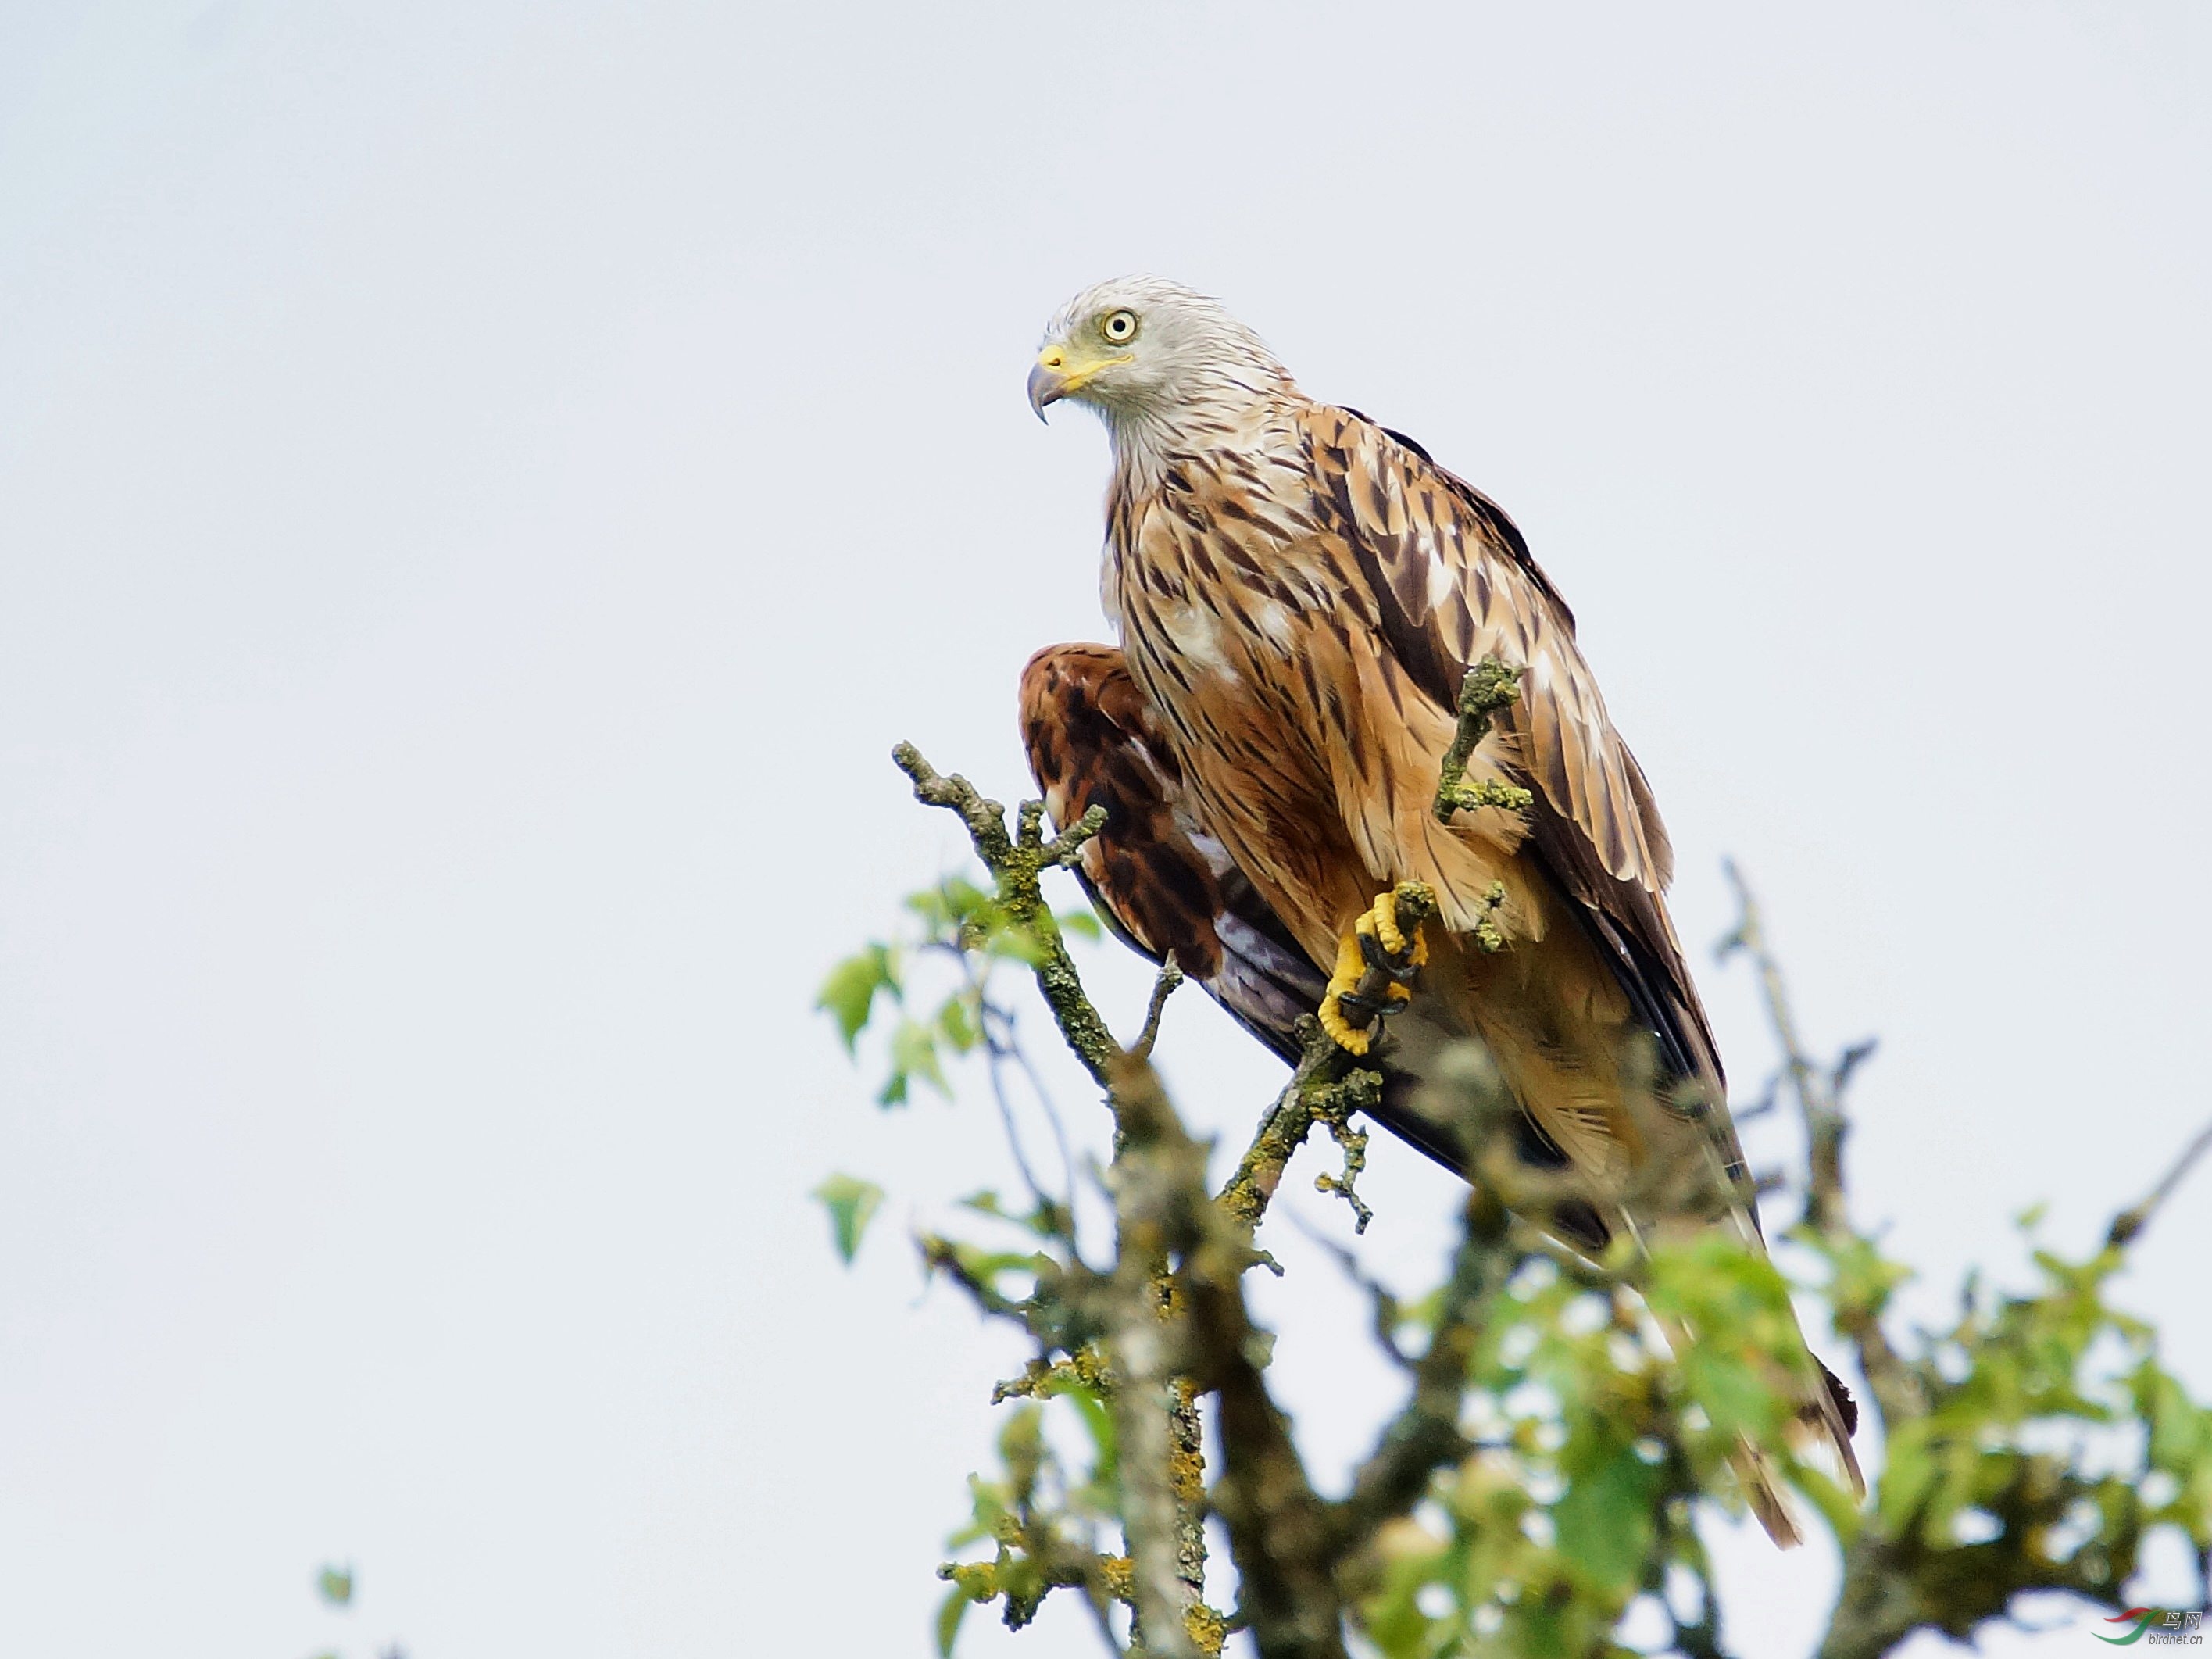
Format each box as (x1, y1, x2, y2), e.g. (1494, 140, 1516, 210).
(1360, 892, 1403, 956)
(1319, 931, 1372, 1054)
(1353, 887, 1429, 967)
(1319, 889, 1428, 1054)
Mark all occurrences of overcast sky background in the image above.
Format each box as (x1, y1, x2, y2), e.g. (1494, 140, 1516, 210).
(3, 2, 2209, 1654)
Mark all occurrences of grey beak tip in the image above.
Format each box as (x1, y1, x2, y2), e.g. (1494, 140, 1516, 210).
(1026, 360, 1063, 424)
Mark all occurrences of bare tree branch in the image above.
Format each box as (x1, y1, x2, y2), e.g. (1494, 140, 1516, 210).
(2107, 1114, 2212, 1249)
(1131, 957, 1184, 1063)
(896, 742, 1117, 1088)
(1720, 861, 1927, 1428)
(1333, 1184, 1512, 1548)
(1216, 1020, 1376, 1235)
(1110, 1055, 1349, 1659)
(1103, 1102, 1207, 1659)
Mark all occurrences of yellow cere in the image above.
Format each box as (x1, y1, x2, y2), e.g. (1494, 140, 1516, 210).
(1036, 345, 1133, 398)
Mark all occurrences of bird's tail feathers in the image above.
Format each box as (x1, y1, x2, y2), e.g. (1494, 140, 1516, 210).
(1803, 1358, 1867, 1499)
(1733, 1438, 1803, 1550)
(1656, 1310, 1865, 1550)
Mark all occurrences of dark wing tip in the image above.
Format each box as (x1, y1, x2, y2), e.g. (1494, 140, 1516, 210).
(1817, 1359, 1860, 1439)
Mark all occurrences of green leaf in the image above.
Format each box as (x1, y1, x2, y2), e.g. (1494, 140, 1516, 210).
(935, 992, 981, 1055)
(817, 944, 897, 1053)
(909, 876, 995, 933)
(888, 1016, 950, 1102)
(2144, 1365, 2212, 1474)
(1552, 1435, 1661, 1591)
(944, 1243, 1050, 1289)
(1057, 906, 1103, 941)
(959, 1188, 1074, 1242)
(1063, 1383, 1118, 1487)
(813, 1174, 885, 1264)
(982, 924, 1054, 968)
(316, 1563, 354, 1607)
(935, 1582, 972, 1656)
(1877, 1422, 1935, 1531)
(999, 1401, 1046, 1493)
(1789, 1461, 1865, 1546)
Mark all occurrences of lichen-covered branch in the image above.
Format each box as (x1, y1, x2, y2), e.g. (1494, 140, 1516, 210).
(1102, 1086, 1208, 1659)
(894, 745, 1274, 1653)
(1216, 1019, 1381, 1236)
(1110, 1056, 1349, 1659)
(895, 742, 1117, 1088)
(1433, 659, 1535, 821)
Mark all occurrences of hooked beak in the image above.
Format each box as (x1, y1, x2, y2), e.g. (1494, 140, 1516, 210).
(1027, 350, 1069, 422)
(1027, 342, 1131, 422)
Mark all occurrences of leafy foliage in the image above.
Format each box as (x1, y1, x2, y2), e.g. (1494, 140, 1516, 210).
(936, 1350, 1124, 1655)
(307, 1561, 407, 1659)
(818, 749, 2212, 1659)
(1808, 1214, 2212, 1657)
(818, 875, 1099, 1108)
(812, 1173, 885, 1265)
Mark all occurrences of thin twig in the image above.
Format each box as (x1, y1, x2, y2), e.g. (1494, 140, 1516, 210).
(1333, 1184, 1512, 1548)
(1131, 956, 1185, 1062)
(1653, 1482, 1730, 1659)
(918, 1234, 1030, 1325)
(990, 1000, 1083, 1213)
(1082, 1591, 1128, 1658)
(2107, 1114, 2212, 1249)
(976, 992, 1081, 1235)
(1282, 1207, 1412, 1370)
(967, 974, 1059, 1225)
(895, 742, 1117, 1088)
(1717, 860, 1842, 1230)
(1720, 860, 1926, 1428)
(1327, 1035, 1542, 1550)
(1216, 1020, 1367, 1232)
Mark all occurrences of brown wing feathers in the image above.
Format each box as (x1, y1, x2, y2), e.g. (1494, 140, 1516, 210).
(1303, 406, 1724, 1103)
(1021, 643, 1609, 1198)
(1019, 644, 1326, 1066)
(1302, 408, 1862, 1501)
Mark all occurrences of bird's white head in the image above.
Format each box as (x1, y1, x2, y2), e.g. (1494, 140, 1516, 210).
(1027, 277, 1292, 451)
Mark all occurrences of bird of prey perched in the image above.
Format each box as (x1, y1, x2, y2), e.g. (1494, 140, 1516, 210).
(1018, 275, 1860, 1545)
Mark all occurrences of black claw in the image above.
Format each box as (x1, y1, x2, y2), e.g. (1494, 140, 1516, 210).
(1357, 931, 1422, 981)
(1337, 992, 1409, 1022)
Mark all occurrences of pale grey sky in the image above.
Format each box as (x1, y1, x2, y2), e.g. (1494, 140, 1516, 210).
(2, 3, 2208, 1655)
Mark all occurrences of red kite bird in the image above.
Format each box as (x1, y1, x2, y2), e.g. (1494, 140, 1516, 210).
(1019, 276, 1860, 1543)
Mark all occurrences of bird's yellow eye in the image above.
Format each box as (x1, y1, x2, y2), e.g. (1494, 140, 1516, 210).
(1100, 309, 1138, 345)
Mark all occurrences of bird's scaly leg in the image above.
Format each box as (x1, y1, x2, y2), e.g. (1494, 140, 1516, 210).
(1317, 883, 1432, 1056)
